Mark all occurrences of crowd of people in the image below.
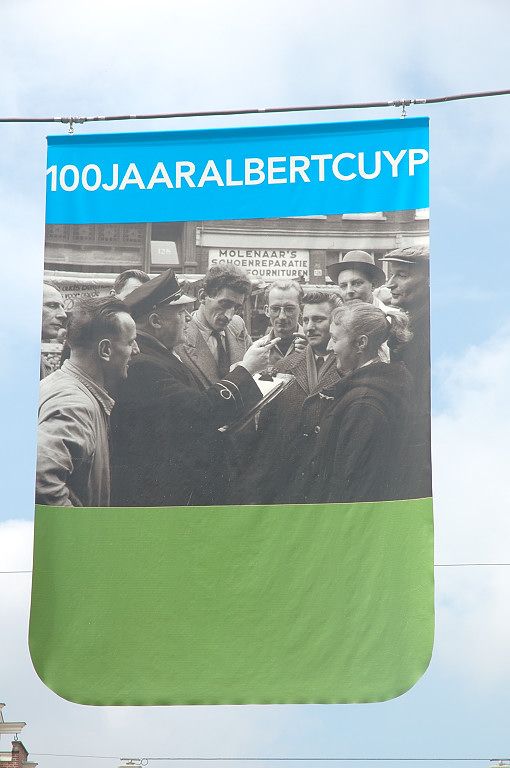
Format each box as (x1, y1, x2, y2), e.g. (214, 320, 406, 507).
(36, 246, 431, 508)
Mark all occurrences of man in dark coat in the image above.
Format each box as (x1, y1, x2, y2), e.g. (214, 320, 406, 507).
(110, 269, 278, 507)
(381, 245, 431, 499)
(233, 291, 341, 505)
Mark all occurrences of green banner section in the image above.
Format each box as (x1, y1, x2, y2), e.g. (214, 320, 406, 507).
(29, 499, 433, 705)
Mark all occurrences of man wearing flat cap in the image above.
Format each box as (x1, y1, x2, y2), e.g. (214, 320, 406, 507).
(380, 245, 431, 499)
(110, 269, 279, 507)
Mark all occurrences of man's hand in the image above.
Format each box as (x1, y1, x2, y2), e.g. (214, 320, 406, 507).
(240, 335, 282, 375)
(293, 332, 308, 353)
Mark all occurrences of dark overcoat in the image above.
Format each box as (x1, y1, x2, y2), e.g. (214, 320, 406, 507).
(232, 345, 340, 505)
(389, 303, 432, 498)
(110, 332, 261, 507)
(290, 361, 412, 504)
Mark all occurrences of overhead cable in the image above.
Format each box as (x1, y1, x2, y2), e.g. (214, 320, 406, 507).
(30, 754, 510, 762)
(0, 88, 509, 129)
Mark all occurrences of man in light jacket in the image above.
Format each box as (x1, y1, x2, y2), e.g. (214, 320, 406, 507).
(36, 296, 139, 507)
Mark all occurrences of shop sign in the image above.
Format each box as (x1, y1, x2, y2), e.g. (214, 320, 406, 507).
(208, 247, 309, 280)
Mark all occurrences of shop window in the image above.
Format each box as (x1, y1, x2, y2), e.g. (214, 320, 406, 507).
(150, 222, 184, 268)
(151, 240, 179, 266)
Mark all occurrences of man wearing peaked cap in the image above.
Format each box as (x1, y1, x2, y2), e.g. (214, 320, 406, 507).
(381, 245, 429, 314)
(122, 268, 196, 316)
(111, 268, 280, 507)
(380, 245, 431, 499)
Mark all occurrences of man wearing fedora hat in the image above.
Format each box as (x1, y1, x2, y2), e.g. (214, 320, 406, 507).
(327, 250, 387, 308)
(327, 250, 391, 361)
(110, 268, 279, 507)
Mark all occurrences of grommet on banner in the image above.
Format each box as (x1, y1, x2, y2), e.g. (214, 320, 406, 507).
(390, 98, 410, 118)
(60, 116, 86, 134)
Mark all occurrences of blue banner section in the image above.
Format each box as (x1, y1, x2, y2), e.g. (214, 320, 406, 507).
(46, 118, 429, 224)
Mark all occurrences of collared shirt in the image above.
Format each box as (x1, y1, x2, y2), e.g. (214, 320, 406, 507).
(359, 357, 380, 370)
(193, 305, 227, 364)
(313, 351, 332, 368)
(306, 349, 333, 390)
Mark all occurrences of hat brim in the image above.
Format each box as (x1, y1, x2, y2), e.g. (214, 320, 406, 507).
(380, 256, 416, 265)
(158, 292, 196, 307)
(326, 261, 386, 288)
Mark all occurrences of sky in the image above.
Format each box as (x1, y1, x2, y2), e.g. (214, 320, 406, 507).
(1, 1, 510, 767)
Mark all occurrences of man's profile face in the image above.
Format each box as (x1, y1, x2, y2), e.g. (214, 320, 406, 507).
(265, 287, 301, 339)
(327, 320, 359, 374)
(302, 302, 332, 354)
(108, 313, 139, 384)
(202, 287, 245, 331)
(337, 269, 373, 304)
(42, 284, 66, 340)
(386, 264, 428, 311)
(157, 304, 192, 349)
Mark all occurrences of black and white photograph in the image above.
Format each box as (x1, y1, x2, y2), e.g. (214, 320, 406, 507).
(37, 210, 431, 508)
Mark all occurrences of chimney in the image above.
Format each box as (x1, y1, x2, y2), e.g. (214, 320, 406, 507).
(11, 740, 28, 768)
(0, 705, 37, 768)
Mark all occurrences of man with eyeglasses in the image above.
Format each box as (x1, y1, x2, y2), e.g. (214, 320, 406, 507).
(232, 291, 342, 505)
(264, 280, 306, 365)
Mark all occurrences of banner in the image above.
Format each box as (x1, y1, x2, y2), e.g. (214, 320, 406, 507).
(30, 117, 433, 705)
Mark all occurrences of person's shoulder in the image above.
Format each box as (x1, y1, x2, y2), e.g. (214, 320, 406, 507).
(127, 349, 176, 380)
(40, 368, 84, 399)
(274, 348, 306, 373)
(182, 314, 202, 344)
(227, 314, 249, 336)
(39, 372, 97, 418)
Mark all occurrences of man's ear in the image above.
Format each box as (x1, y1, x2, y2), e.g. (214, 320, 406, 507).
(98, 338, 112, 362)
(357, 334, 369, 353)
(197, 288, 206, 304)
(148, 312, 162, 330)
(264, 305, 270, 318)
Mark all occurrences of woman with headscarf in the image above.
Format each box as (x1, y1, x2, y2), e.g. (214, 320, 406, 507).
(291, 301, 413, 504)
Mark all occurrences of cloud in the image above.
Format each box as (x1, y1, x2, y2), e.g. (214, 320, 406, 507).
(432, 328, 510, 686)
(1, 0, 510, 763)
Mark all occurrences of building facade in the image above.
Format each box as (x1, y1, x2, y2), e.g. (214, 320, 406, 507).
(43, 210, 429, 340)
(45, 210, 429, 284)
